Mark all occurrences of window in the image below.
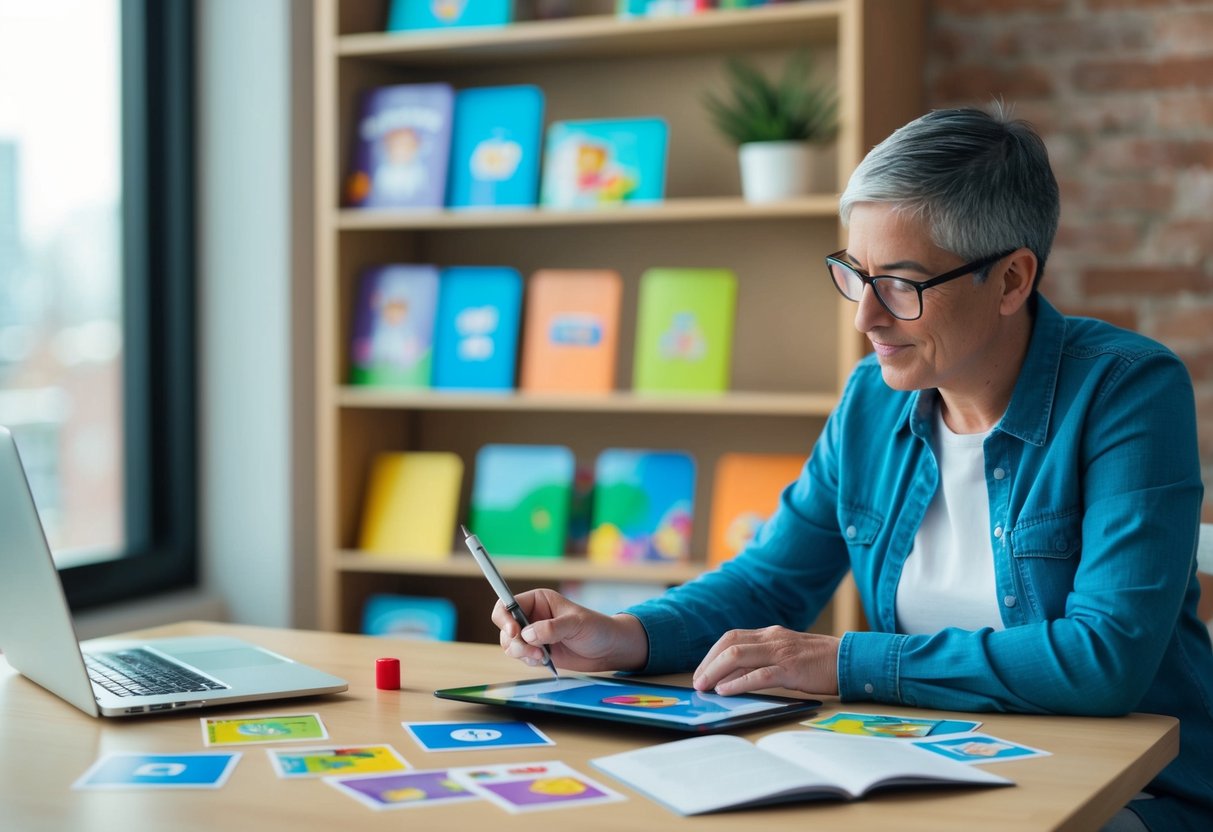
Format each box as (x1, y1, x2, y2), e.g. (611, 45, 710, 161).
(0, 0, 195, 608)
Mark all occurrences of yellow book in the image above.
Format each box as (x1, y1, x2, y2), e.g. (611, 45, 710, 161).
(358, 452, 463, 559)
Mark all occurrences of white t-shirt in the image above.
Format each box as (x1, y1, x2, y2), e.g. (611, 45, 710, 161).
(895, 406, 1006, 635)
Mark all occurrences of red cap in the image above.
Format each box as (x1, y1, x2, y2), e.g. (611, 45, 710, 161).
(375, 657, 400, 690)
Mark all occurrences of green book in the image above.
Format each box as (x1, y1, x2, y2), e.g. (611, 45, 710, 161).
(632, 268, 737, 393)
(469, 444, 575, 558)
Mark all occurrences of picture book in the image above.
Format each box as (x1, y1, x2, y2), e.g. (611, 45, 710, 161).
(431, 266, 523, 390)
(388, 0, 513, 32)
(591, 731, 1011, 816)
(560, 580, 668, 615)
(362, 593, 458, 641)
(707, 452, 804, 566)
(358, 452, 463, 559)
(345, 83, 454, 209)
(348, 265, 439, 387)
(632, 268, 737, 393)
(447, 85, 545, 209)
(469, 444, 575, 558)
(519, 269, 622, 393)
(540, 117, 668, 209)
(588, 449, 695, 565)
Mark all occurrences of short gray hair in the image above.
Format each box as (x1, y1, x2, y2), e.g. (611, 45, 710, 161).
(839, 106, 1060, 288)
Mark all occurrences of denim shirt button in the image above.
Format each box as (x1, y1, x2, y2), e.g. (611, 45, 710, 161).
(864, 683, 874, 694)
(846, 525, 857, 539)
(1054, 537, 1067, 552)
(994, 525, 1003, 538)
(993, 467, 1006, 480)
(1004, 595, 1017, 608)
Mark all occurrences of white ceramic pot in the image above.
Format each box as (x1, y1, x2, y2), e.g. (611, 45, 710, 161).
(738, 140, 829, 203)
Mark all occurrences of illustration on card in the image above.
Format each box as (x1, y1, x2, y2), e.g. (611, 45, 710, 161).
(448, 85, 544, 209)
(588, 449, 695, 564)
(540, 118, 667, 209)
(345, 84, 454, 209)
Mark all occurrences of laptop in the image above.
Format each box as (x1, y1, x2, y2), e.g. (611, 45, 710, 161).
(0, 425, 348, 717)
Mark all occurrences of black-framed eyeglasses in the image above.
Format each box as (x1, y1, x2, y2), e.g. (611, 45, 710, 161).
(826, 248, 1017, 321)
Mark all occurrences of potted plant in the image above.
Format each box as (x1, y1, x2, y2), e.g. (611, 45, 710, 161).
(702, 51, 838, 203)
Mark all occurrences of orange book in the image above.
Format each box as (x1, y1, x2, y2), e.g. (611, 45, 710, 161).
(707, 453, 805, 567)
(519, 269, 622, 393)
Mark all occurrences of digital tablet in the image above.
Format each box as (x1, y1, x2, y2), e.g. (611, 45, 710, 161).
(434, 674, 820, 734)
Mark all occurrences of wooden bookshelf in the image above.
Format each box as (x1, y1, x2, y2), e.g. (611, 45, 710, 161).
(313, 0, 926, 641)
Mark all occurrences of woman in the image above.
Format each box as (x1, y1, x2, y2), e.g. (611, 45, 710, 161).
(492, 107, 1213, 830)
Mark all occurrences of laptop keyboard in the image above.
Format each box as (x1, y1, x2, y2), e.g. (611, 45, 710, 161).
(86, 649, 228, 698)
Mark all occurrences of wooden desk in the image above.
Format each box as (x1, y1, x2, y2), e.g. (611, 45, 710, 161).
(0, 621, 1177, 831)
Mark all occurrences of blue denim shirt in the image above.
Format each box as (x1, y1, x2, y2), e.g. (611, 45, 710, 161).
(627, 296, 1213, 829)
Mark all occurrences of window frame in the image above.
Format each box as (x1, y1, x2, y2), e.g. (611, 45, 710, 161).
(59, 0, 197, 609)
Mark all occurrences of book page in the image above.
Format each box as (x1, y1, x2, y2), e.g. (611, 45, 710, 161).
(756, 730, 1011, 797)
(592, 734, 846, 815)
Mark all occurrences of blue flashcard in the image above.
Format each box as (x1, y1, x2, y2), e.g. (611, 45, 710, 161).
(911, 732, 1052, 765)
(447, 85, 545, 209)
(432, 266, 523, 390)
(388, 0, 513, 32)
(403, 721, 554, 752)
(932, 719, 983, 735)
(73, 752, 241, 790)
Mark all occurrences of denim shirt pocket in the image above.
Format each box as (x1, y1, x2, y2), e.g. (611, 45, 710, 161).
(839, 504, 884, 547)
(1008, 508, 1082, 619)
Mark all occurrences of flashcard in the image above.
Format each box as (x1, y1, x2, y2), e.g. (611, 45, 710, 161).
(912, 732, 1052, 764)
(933, 718, 983, 735)
(73, 752, 241, 790)
(802, 712, 943, 738)
(450, 760, 626, 813)
(202, 712, 329, 746)
(403, 721, 554, 752)
(268, 744, 410, 779)
(325, 769, 479, 811)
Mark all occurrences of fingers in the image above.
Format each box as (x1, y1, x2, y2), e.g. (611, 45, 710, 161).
(693, 633, 777, 693)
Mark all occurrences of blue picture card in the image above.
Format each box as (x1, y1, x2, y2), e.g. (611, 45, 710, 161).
(362, 593, 457, 641)
(73, 752, 242, 790)
(447, 85, 545, 209)
(432, 266, 523, 390)
(541, 117, 669, 209)
(346, 84, 455, 209)
(911, 733, 1052, 765)
(388, 0, 513, 32)
(349, 264, 440, 387)
(403, 721, 555, 752)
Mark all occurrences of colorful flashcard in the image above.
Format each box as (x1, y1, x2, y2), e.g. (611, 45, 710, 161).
(432, 266, 523, 390)
(348, 264, 440, 387)
(633, 267, 737, 393)
(202, 713, 329, 747)
(73, 752, 241, 790)
(345, 84, 454, 209)
(803, 712, 942, 739)
(469, 443, 575, 558)
(325, 769, 479, 811)
(933, 719, 985, 735)
(588, 448, 695, 565)
(403, 721, 554, 752)
(268, 745, 410, 779)
(911, 733, 1052, 765)
(450, 760, 626, 813)
(447, 85, 545, 209)
(541, 117, 668, 208)
(707, 452, 805, 566)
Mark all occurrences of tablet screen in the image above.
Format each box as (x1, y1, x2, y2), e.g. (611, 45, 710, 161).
(434, 675, 820, 733)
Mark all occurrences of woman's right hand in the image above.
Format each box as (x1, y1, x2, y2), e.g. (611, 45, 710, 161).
(491, 588, 649, 673)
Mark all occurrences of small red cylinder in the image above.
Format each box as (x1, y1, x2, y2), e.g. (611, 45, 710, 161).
(375, 657, 400, 690)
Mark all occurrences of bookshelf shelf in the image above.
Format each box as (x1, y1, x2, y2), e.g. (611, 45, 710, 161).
(314, 0, 926, 641)
(338, 552, 700, 586)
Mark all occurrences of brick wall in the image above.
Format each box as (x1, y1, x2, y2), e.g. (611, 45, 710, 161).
(927, 0, 1213, 521)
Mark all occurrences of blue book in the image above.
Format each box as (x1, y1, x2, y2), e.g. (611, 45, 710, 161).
(447, 85, 545, 209)
(388, 0, 513, 32)
(540, 117, 668, 209)
(345, 84, 454, 209)
(348, 265, 439, 387)
(432, 266, 523, 390)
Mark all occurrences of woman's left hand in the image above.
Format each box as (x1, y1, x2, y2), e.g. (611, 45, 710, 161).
(692, 627, 841, 697)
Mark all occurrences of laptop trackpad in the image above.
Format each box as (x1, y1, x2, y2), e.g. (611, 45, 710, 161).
(173, 647, 287, 672)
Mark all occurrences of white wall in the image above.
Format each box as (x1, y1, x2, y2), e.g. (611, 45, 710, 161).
(195, 0, 310, 628)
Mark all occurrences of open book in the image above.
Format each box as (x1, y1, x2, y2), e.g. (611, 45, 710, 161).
(591, 730, 1011, 816)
